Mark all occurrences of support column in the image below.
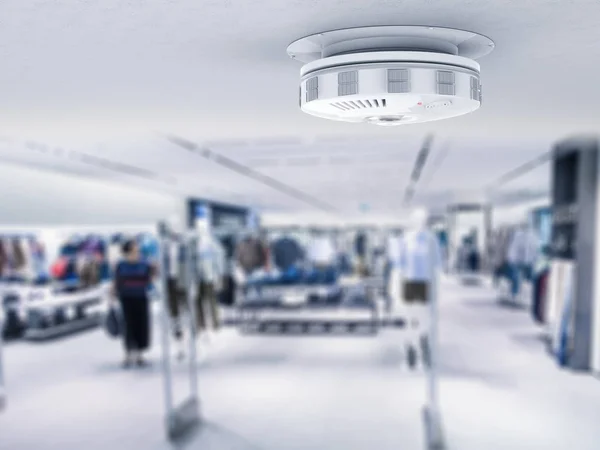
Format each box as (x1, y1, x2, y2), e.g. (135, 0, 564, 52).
(551, 136, 599, 371)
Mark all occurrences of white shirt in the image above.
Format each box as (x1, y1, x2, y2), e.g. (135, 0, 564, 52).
(398, 229, 442, 282)
(198, 235, 225, 283)
(108, 243, 122, 269)
(308, 237, 336, 265)
(387, 235, 403, 265)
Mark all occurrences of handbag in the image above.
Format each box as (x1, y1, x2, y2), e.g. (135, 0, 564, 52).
(105, 304, 123, 338)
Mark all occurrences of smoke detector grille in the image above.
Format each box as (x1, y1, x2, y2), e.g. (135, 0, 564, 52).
(436, 71, 455, 96)
(338, 70, 359, 96)
(470, 76, 480, 101)
(388, 69, 410, 93)
(306, 76, 319, 102)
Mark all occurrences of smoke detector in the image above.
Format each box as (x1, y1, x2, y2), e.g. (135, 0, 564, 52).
(287, 26, 494, 126)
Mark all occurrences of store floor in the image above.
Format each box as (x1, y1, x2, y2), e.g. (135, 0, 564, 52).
(1, 276, 600, 450)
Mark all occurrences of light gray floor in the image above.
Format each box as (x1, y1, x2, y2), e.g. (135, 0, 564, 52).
(1, 276, 600, 449)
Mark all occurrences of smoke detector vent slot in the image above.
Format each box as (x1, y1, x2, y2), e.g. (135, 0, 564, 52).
(338, 70, 358, 96)
(388, 69, 410, 93)
(306, 77, 319, 102)
(436, 71, 455, 95)
(330, 99, 387, 110)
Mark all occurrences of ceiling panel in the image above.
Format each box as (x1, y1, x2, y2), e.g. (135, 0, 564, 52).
(1, 0, 589, 216)
(1, 0, 599, 141)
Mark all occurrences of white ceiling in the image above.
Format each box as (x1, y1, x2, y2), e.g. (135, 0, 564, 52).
(0, 0, 593, 215)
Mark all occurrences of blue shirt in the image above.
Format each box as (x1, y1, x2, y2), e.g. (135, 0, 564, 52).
(115, 260, 152, 299)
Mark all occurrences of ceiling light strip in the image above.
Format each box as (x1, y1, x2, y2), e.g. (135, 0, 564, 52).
(403, 134, 435, 205)
(20, 139, 176, 185)
(418, 141, 451, 193)
(487, 151, 552, 189)
(165, 134, 338, 213)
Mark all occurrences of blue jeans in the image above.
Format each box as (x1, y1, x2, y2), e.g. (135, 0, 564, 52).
(494, 263, 520, 296)
(495, 263, 533, 296)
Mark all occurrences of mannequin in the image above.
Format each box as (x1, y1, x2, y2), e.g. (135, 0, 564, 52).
(397, 207, 442, 369)
(195, 221, 223, 335)
(165, 215, 186, 357)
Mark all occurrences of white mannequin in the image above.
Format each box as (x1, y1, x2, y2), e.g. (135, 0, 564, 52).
(397, 207, 442, 370)
(167, 215, 183, 279)
(165, 214, 188, 358)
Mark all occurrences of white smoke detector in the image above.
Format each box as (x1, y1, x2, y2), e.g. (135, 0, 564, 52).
(287, 26, 494, 126)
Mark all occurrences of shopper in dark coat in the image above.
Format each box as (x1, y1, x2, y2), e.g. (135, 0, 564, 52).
(113, 240, 154, 368)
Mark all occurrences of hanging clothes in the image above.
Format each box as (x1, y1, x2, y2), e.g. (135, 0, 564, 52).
(108, 241, 122, 272)
(235, 236, 267, 275)
(532, 269, 550, 324)
(138, 234, 159, 262)
(507, 228, 538, 267)
(271, 236, 304, 271)
(11, 238, 26, 271)
(489, 228, 513, 271)
(0, 240, 7, 276)
(308, 235, 336, 267)
(354, 232, 367, 258)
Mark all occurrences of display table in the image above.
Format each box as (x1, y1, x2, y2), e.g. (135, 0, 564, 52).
(237, 279, 379, 334)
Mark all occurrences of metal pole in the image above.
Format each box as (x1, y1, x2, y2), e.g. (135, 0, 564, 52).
(446, 209, 456, 273)
(428, 251, 439, 416)
(0, 308, 6, 412)
(425, 231, 444, 448)
(185, 233, 199, 399)
(157, 223, 174, 431)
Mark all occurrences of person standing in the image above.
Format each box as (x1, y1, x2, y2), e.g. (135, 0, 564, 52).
(113, 240, 154, 368)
